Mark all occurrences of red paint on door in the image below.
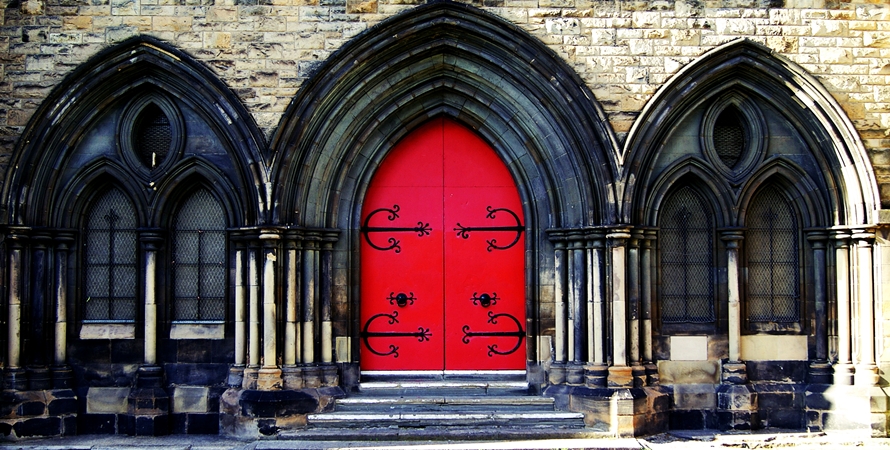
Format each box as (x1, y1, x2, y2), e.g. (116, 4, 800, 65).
(360, 118, 526, 371)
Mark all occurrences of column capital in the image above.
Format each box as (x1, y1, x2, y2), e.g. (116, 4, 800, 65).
(259, 228, 281, 241)
(5, 226, 30, 246)
(606, 226, 631, 244)
(138, 228, 164, 250)
(851, 228, 876, 244)
(719, 228, 745, 247)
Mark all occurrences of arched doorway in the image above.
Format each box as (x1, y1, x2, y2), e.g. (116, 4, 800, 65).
(359, 118, 526, 372)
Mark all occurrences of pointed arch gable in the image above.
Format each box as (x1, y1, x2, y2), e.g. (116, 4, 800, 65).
(737, 159, 828, 229)
(2, 35, 267, 227)
(151, 158, 242, 229)
(643, 157, 734, 228)
(270, 2, 620, 229)
(623, 38, 878, 227)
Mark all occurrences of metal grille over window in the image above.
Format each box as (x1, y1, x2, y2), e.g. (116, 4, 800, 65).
(172, 189, 226, 322)
(746, 187, 800, 323)
(713, 105, 746, 169)
(134, 103, 172, 169)
(84, 188, 138, 322)
(659, 186, 715, 323)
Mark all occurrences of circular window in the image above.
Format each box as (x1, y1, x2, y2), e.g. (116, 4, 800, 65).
(700, 94, 766, 184)
(119, 91, 185, 179)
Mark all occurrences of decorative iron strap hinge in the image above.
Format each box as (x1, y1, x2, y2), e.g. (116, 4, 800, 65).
(361, 204, 431, 253)
(454, 206, 524, 251)
(361, 311, 432, 358)
(462, 311, 525, 357)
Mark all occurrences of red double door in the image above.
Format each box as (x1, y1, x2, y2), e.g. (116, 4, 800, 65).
(360, 118, 526, 371)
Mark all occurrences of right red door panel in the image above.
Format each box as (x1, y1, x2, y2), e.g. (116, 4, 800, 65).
(360, 118, 526, 371)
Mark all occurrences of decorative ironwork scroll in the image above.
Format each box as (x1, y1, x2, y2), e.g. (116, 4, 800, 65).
(361, 204, 431, 253)
(454, 206, 524, 251)
(361, 311, 432, 358)
(462, 311, 525, 357)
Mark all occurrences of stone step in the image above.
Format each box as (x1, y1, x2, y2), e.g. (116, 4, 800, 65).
(306, 410, 587, 429)
(279, 426, 613, 442)
(334, 394, 556, 412)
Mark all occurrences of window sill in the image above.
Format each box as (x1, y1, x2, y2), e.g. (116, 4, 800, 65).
(170, 323, 224, 340)
(80, 323, 136, 340)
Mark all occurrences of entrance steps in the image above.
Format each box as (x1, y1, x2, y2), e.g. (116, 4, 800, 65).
(280, 374, 603, 441)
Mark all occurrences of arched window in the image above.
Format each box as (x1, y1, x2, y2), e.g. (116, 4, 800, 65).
(659, 185, 716, 325)
(745, 186, 800, 323)
(171, 188, 226, 322)
(83, 188, 138, 323)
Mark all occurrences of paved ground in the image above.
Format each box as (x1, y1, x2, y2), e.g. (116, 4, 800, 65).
(2, 430, 890, 450)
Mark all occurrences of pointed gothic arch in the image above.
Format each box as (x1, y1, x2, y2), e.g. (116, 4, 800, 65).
(1, 35, 267, 228)
(623, 38, 878, 227)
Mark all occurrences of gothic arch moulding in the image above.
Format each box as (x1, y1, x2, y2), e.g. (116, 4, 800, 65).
(270, 1, 621, 230)
(269, 1, 621, 367)
(1, 36, 268, 228)
(623, 39, 878, 227)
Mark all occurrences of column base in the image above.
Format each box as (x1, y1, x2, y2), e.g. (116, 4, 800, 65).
(51, 365, 73, 389)
(257, 367, 283, 390)
(227, 365, 245, 387)
(807, 361, 833, 385)
(722, 362, 748, 384)
(565, 363, 585, 385)
(608, 366, 634, 388)
(242, 366, 259, 390)
(833, 363, 855, 386)
(27, 367, 51, 390)
(321, 364, 339, 387)
(4, 368, 28, 391)
(644, 362, 659, 386)
(302, 366, 322, 388)
(544, 384, 669, 436)
(584, 364, 608, 387)
(548, 362, 567, 385)
(854, 365, 879, 386)
(631, 364, 646, 388)
(282, 366, 304, 390)
(716, 383, 759, 431)
(128, 366, 170, 436)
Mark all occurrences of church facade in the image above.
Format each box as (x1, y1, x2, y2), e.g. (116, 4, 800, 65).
(1, 0, 890, 440)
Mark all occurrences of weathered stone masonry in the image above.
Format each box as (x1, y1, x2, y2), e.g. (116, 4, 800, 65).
(0, 0, 889, 441)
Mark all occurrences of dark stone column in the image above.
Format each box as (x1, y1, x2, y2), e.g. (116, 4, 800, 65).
(51, 231, 75, 389)
(547, 230, 568, 385)
(807, 230, 831, 384)
(5, 229, 29, 391)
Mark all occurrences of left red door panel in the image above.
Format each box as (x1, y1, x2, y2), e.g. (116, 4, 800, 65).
(360, 120, 444, 371)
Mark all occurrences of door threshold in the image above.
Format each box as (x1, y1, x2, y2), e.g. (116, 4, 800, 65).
(361, 370, 526, 382)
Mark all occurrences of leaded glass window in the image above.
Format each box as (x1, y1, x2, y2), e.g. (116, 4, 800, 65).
(172, 189, 226, 322)
(84, 188, 138, 323)
(134, 103, 172, 170)
(746, 186, 800, 323)
(659, 186, 715, 324)
(713, 105, 746, 169)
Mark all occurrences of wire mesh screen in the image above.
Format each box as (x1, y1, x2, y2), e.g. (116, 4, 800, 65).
(714, 106, 745, 169)
(659, 186, 715, 323)
(172, 189, 226, 322)
(84, 188, 138, 322)
(135, 103, 172, 169)
(746, 186, 800, 323)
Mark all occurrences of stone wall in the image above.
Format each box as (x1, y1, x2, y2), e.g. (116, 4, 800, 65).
(1, 0, 888, 196)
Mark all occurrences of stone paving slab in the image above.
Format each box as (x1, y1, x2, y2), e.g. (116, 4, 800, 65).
(2, 431, 890, 450)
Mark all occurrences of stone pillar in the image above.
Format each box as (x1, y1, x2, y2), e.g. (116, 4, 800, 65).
(282, 233, 303, 389)
(29, 231, 51, 390)
(852, 230, 878, 386)
(129, 230, 169, 436)
(139, 231, 163, 369)
(244, 240, 261, 389)
(717, 229, 758, 430)
(548, 231, 568, 384)
(229, 240, 247, 387)
(5, 230, 27, 390)
(52, 232, 74, 388)
(320, 231, 339, 386)
(302, 232, 321, 387)
(585, 231, 608, 387)
(257, 230, 281, 390)
(607, 228, 632, 387)
(833, 231, 854, 385)
(641, 229, 658, 385)
(567, 232, 586, 384)
(807, 230, 832, 384)
(628, 230, 644, 387)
